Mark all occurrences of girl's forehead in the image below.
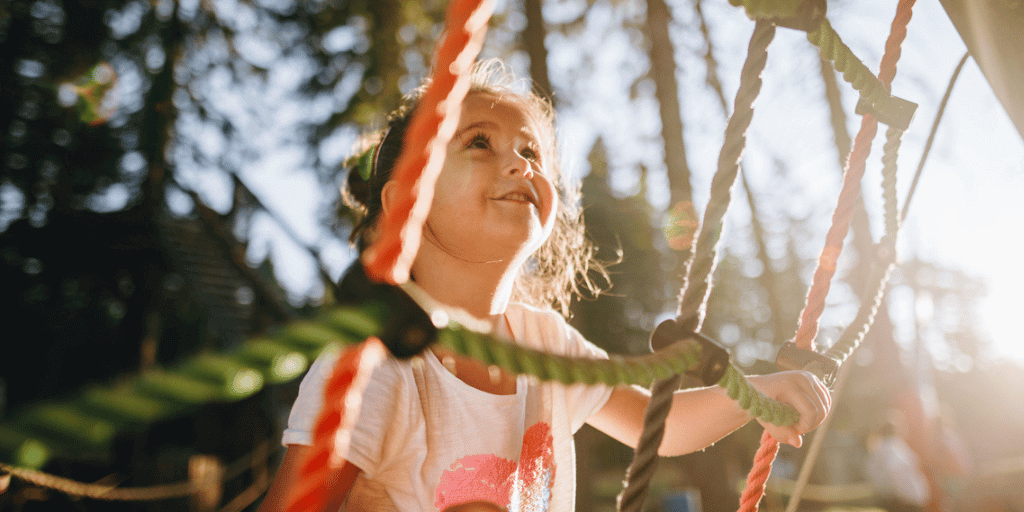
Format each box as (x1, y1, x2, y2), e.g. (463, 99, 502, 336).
(460, 93, 545, 139)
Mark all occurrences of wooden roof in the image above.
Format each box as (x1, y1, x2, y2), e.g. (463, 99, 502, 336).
(940, 0, 1024, 141)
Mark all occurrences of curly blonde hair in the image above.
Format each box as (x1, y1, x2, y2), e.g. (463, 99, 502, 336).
(342, 61, 609, 316)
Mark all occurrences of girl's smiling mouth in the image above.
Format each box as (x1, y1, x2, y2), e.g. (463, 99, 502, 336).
(493, 189, 538, 207)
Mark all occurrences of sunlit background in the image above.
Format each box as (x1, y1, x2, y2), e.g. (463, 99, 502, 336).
(3, 0, 1023, 510)
(166, 0, 1023, 363)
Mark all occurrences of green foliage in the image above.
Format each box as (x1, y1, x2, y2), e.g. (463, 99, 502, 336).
(572, 138, 671, 355)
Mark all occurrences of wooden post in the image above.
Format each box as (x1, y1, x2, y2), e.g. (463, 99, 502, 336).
(188, 454, 223, 512)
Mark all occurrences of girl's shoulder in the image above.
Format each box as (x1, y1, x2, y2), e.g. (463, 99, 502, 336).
(505, 302, 589, 355)
(505, 301, 565, 323)
(304, 344, 417, 394)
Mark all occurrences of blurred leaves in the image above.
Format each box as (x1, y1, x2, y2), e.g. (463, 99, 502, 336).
(0, 1, 1018, 509)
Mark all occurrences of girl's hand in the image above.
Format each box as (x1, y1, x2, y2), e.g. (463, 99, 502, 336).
(747, 371, 832, 448)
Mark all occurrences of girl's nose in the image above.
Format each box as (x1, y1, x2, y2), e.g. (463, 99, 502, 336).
(505, 152, 534, 180)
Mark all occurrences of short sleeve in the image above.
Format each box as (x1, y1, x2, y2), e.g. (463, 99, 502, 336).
(283, 349, 414, 479)
(558, 319, 615, 432)
(283, 349, 338, 447)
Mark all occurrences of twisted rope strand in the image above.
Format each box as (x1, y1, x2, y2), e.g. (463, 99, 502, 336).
(902, 52, 970, 223)
(617, 21, 777, 512)
(677, 21, 776, 332)
(0, 462, 196, 501)
(739, 430, 782, 512)
(742, 3, 916, 510)
(615, 374, 682, 512)
(362, 0, 494, 284)
(792, 0, 916, 351)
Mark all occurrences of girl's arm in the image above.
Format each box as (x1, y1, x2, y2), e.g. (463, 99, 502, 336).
(586, 370, 831, 457)
(257, 444, 362, 512)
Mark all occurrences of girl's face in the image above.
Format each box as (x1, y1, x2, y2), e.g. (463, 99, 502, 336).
(421, 92, 558, 264)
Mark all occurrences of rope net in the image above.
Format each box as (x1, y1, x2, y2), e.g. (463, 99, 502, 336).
(739, 1, 917, 510)
(0, 1, 920, 509)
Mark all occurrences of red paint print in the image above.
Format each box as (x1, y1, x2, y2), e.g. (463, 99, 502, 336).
(435, 422, 555, 511)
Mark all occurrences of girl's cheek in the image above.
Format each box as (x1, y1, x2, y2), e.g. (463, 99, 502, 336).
(538, 179, 558, 226)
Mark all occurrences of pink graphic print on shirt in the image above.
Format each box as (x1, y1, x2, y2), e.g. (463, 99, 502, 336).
(435, 422, 555, 511)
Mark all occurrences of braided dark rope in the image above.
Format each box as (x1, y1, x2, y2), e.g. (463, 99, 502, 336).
(616, 21, 777, 512)
(676, 21, 776, 330)
(615, 374, 683, 512)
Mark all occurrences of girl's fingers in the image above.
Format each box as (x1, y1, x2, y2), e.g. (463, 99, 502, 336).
(788, 372, 829, 433)
(748, 370, 832, 443)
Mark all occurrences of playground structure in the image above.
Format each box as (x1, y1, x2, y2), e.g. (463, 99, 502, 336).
(1, 0, 1023, 511)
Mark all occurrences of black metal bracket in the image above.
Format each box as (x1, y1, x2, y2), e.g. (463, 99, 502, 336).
(856, 95, 918, 131)
(774, 341, 840, 387)
(335, 262, 438, 359)
(650, 319, 731, 386)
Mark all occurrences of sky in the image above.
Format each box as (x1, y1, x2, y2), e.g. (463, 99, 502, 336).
(548, 0, 1024, 365)
(836, 1, 1024, 364)
(189, 0, 1024, 366)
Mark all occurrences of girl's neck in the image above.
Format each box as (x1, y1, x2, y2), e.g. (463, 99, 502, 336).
(410, 247, 522, 320)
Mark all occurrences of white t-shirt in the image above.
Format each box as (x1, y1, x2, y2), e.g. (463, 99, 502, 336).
(866, 435, 931, 506)
(283, 303, 614, 512)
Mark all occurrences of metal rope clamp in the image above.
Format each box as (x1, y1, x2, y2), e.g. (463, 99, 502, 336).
(649, 319, 730, 386)
(856, 95, 918, 131)
(336, 262, 438, 359)
(766, 0, 827, 32)
(774, 341, 840, 387)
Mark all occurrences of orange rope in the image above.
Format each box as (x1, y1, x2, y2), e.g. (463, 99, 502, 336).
(362, 0, 495, 284)
(792, 0, 915, 351)
(285, 2, 495, 510)
(738, 2, 916, 511)
(285, 338, 386, 512)
(739, 430, 781, 511)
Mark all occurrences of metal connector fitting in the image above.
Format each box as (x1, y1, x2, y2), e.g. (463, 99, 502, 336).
(650, 320, 730, 386)
(856, 94, 918, 131)
(774, 341, 839, 387)
(336, 262, 437, 359)
(770, 0, 827, 32)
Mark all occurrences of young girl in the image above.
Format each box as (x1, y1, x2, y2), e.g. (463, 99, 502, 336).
(258, 63, 831, 512)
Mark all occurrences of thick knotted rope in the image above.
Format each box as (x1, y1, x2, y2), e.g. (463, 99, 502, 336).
(740, 2, 916, 511)
(362, 0, 495, 285)
(617, 20, 778, 512)
(285, 0, 494, 510)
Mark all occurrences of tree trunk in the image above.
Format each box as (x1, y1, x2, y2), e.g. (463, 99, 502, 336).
(522, 0, 554, 102)
(646, 0, 693, 207)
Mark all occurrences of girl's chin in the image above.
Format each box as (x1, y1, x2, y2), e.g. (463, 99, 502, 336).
(453, 235, 543, 263)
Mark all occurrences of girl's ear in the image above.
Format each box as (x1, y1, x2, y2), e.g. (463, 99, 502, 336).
(381, 180, 398, 217)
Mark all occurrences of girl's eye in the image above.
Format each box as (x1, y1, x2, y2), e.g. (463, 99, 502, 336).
(520, 147, 539, 162)
(467, 133, 491, 150)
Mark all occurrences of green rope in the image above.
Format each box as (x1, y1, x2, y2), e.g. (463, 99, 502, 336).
(729, 0, 802, 19)
(436, 325, 698, 387)
(440, 324, 797, 426)
(718, 365, 799, 426)
(298, 307, 801, 426)
(0, 299, 804, 471)
(807, 20, 891, 119)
